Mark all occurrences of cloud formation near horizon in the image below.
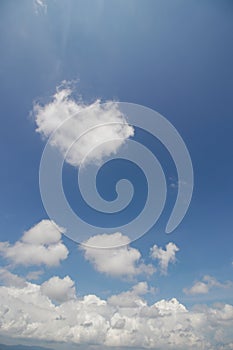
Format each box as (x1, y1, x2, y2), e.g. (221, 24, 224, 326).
(183, 275, 233, 295)
(0, 275, 233, 349)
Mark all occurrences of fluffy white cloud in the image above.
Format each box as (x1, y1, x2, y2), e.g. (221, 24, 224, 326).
(82, 233, 155, 279)
(41, 276, 76, 303)
(22, 220, 63, 245)
(0, 220, 68, 267)
(0, 279, 233, 349)
(108, 281, 154, 308)
(150, 242, 179, 274)
(184, 281, 209, 295)
(33, 84, 134, 167)
(183, 275, 233, 295)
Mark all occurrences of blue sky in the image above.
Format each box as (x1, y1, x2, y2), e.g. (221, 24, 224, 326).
(0, 0, 233, 349)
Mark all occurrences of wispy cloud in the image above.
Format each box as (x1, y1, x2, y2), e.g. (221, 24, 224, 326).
(41, 275, 76, 303)
(25, 270, 44, 281)
(34, 0, 47, 14)
(183, 275, 233, 295)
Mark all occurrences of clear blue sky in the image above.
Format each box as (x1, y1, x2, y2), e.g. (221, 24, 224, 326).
(0, 1, 233, 349)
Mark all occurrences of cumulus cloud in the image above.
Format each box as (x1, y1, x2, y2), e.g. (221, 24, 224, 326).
(183, 275, 233, 295)
(33, 84, 134, 167)
(41, 276, 76, 303)
(82, 233, 155, 279)
(184, 281, 209, 295)
(108, 281, 154, 308)
(0, 279, 233, 349)
(150, 242, 179, 275)
(0, 220, 68, 267)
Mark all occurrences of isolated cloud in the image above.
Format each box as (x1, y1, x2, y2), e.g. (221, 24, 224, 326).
(183, 275, 233, 295)
(82, 233, 155, 279)
(41, 276, 76, 303)
(0, 278, 233, 349)
(33, 84, 134, 167)
(150, 242, 179, 274)
(0, 220, 68, 267)
(34, 0, 47, 14)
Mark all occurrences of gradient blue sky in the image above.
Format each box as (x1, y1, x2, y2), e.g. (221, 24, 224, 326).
(0, 0, 233, 348)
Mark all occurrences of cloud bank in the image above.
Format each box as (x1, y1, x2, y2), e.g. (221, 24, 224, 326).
(0, 277, 233, 349)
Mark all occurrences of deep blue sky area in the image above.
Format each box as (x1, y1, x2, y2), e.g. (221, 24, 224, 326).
(0, 0, 233, 307)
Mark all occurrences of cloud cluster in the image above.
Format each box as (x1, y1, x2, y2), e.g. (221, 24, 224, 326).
(82, 233, 155, 279)
(0, 221, 178, 280)
(0, 220, 68, 267)
(0, 277, 233, 349)
(33, 85, 134, 167)
(183, 275, 233, 295)
(150, 242, 179, 274)
(0, 221, 232, 349)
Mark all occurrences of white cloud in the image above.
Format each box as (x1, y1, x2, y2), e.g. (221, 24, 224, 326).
(22, 219, 64, 245)
(0, 279, 233, 349)
(108, 281, 154, 308)
(184, 281, 209, 295)
(34, 0, 47, 14)
(183, 275, 233, 295)
(82, 233, 155, 279)
(0, 220, 68, 267)
(0, 268, 26, 288)
(25, 270, 44, 281)
(41, 276, 76, 303)
(33, 84, 134, 167)
(150, 242, 179, 274)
